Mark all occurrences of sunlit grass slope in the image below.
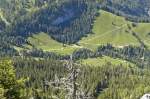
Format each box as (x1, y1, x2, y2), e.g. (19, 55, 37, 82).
(133, 23, 150, 47)
(27, 32, 81, 55)
(80, 56, 135, 67)
(79, 10, 140, 49)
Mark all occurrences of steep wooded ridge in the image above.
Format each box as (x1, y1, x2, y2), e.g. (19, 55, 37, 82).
(0, 0, 99, 57)
(1, 0, 97, 43)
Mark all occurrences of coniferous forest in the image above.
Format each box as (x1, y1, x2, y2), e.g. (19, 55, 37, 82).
(1, 0, 150, 99)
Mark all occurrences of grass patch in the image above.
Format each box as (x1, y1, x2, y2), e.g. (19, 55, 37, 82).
(133, 23, 150, 47)
(26, 32, 81, 55)
(80, 56, 135, 67)
(79, 10, 140, 49)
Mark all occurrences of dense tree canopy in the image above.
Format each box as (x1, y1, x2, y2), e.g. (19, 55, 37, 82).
(0, 59, 26, 99)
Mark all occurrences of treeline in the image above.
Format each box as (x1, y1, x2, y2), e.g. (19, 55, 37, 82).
(20, 48, 70, 60)
(1, 40, 149, 68)
(17, 44, 150, 68)
(72, 44, 150, 68)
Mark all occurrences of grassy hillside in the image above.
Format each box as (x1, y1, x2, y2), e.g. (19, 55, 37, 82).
(79, 10, 140, 49)
(23, 10, 150, 55)
(133, 23, 150, 47)
(80, 56, 135, 67)
(27, 32, 81, 54)
(79, 10, 150, 49)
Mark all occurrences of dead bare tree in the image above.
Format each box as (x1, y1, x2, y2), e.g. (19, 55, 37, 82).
(43, 55, 93, 99)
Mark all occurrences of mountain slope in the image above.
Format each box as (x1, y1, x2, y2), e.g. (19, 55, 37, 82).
(22, 10, 150, 55)
(79, 10, 140, 49)
(1, 1, 150, 99)
(1, 0, 150, 55)
(79, 10, 150, 50)
(3, 0, 97, 44)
